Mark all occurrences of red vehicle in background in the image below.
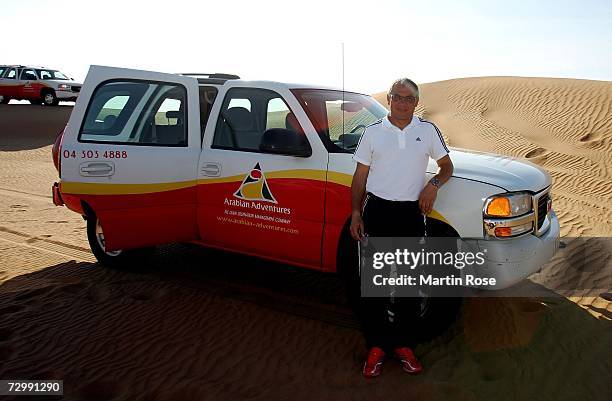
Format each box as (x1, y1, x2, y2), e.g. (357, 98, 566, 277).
(0, 65, 82, 106)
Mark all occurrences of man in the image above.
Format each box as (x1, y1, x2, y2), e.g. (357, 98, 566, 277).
(350, 78, 453, 378)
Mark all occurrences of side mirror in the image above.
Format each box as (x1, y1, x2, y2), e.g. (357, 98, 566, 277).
(259, 128, 312, 157)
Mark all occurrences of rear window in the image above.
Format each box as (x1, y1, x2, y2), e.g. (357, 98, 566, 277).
(79, 80, 187, 146)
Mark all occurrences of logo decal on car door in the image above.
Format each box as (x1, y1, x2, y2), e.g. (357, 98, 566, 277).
(233, 163, 277, 203)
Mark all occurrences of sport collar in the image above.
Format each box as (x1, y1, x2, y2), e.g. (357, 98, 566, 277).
(382, 115, 418, 132)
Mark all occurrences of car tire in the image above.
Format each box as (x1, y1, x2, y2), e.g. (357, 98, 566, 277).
(0, 95, 9, 104)
(41, 90, 59, 106)
(337, 224, 463, 343)
(418, 217, 464, 341)
(87, 215, 153, 268)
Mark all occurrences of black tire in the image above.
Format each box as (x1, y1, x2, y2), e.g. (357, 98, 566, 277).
(86, 215, 153, 268)
(0, 95, 9, 104)
(419, 217, 464, 341)
(41, 90, 59, 106)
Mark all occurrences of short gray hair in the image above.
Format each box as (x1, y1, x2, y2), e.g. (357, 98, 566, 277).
(389, 78, 419, 98)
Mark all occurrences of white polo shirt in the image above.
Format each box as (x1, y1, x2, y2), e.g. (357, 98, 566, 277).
(353, 115, 450, 201)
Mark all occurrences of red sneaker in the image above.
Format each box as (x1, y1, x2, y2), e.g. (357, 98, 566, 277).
(394, 347, 423, 374)
(362, 347, 385, 378)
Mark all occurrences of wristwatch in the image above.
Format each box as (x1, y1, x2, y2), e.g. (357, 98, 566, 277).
(429, 177, 440, 188)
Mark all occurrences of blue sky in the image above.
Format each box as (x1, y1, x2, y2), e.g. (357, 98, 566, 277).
(2, 0, 610, 93)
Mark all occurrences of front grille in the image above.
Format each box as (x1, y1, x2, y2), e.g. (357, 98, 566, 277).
(71, 85, 81, 93)
(537, 193, 549, 229)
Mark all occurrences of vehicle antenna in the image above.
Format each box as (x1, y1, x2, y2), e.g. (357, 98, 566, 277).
(342, 42, 345, 146)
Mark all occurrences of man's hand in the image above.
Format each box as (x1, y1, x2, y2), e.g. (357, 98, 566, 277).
(350, 211, 365, 240)
(350, 162, 370, 241)
(418, 183, 438, 215)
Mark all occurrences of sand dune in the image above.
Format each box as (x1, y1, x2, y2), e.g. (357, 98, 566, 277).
(375, 77, 612, 237)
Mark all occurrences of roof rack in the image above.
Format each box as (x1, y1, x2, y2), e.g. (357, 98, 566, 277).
(179, 72, 240, 85)
(3, 65, 45, 69)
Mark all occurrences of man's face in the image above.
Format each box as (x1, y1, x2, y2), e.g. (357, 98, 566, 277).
(387, 84, 419, 120)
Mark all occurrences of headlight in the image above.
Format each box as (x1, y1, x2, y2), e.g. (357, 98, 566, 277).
(58, 84, 70, 90)
(484, 193, 532, 217)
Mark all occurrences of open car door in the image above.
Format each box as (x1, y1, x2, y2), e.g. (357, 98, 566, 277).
(60, 65, 201, 251)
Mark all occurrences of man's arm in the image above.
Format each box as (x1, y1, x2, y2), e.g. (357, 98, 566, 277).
(432, 154, 453, 185)
(350, 162, 370, 240)
(418, 155, 453, 215)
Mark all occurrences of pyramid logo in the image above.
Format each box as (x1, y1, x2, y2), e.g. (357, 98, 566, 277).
(233, 163, 277, 203)
(416, 137, 422, 141)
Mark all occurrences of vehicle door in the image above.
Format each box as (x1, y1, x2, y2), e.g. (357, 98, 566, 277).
(1, 67, 19, 97)
(60, 66, 201, 251)
(19, 68, 39, 99)
(198, 86, 328, 268)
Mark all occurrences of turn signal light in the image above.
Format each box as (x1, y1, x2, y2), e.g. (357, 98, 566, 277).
(494, 227, 512, 237)
(486, 197, 511, 217)
(494, 222, 533, 237)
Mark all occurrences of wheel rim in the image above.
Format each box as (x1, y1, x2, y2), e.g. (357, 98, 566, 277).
(44, 93, 54, 104)
(0, 95, 4, 102)
(95, 219, 122, 256)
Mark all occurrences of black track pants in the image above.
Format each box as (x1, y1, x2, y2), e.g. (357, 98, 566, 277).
(358, 193, 425, 352)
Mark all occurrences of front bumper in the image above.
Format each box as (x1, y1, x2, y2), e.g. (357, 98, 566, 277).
(462, 210, 560, 290)
(56, 91, 79, 101)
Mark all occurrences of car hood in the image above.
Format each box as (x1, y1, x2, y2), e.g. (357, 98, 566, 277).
(428, 148, 552, 193)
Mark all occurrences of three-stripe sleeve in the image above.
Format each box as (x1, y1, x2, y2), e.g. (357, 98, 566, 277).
(426, 121, 450, 161)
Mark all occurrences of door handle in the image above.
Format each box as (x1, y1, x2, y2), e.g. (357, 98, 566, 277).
(80, 162, 115, 177)
(201, 162, 221, 177)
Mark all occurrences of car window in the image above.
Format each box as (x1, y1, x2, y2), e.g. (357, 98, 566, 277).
(20, 69, 38, 80)
(5, 68, 17, 79)
(38, 70, 52, 80)
(0, 67, 5, 77)
(212, 88, 305, 153)
(37, 69, 69, 80)
(79, 80, 188, 146)
(292, 89, 388, 152)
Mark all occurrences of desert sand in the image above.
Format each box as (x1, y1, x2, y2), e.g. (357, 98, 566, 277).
(0, 77, 610, 401)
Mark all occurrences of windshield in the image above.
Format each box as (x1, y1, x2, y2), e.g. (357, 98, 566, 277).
(36, 69, 70, 80)
(292, 89, 388, 152)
